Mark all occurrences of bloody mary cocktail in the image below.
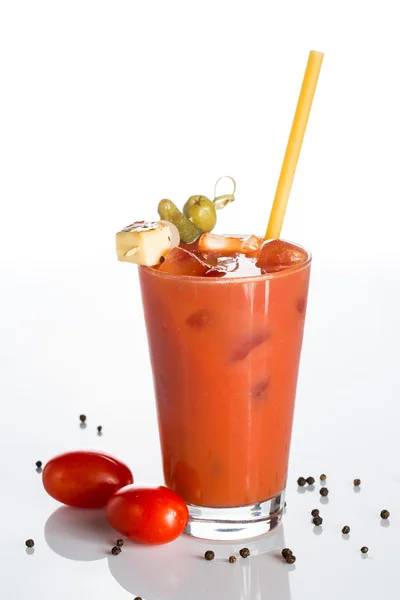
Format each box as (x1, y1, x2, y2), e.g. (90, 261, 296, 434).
(139, 239, 311, 539)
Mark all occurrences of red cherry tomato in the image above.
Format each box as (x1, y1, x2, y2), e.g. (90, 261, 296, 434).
(43, 451, 133, 508)
(106, 485, 189, 544)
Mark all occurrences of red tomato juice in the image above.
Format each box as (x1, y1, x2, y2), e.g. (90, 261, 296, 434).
(139, 243, 311, 508)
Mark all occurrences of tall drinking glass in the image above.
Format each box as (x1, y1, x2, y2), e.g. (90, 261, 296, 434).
(139, 241, 311, 540)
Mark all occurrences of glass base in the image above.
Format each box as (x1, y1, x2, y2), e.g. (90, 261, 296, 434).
(185, 489, 285, 541)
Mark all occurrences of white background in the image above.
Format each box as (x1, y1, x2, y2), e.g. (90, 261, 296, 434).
(1, 1, 400, 599)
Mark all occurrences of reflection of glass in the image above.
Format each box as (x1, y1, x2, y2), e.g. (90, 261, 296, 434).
(44, 507, 292, 600)
(139, 244, 311, 539)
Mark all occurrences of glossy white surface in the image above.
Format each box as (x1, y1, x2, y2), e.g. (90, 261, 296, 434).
(1, 260, 399, 599)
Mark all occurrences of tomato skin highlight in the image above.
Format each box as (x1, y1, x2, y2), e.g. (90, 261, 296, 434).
(106, 485, 189, 544)
(42, 451, 133, 508)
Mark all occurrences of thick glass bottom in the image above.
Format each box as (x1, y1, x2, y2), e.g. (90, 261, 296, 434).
(185, 489, 285, 541)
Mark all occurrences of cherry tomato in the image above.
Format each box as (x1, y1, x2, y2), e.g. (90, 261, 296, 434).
(43, 451, 133, 508)
(106, 485, 189, 544)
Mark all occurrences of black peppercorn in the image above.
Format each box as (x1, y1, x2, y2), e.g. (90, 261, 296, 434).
(313, 516, 323, 526)
(35, 461, 42, 468)
(380, 509, 390, 520)
(297, 477, 306, 486)
(306, 476, 315, 485)
(228, 556, 236, 563)
(239, 547, 250, 558)
(97, 425, 102, 433)
(361, 546, 368, 554)
(116, 539, 124, 547)
(320, 487, 329, 497)
(311, 508, 319, 517)
(286, 554, 296, 564)
(320, 474, 327, 481)
(282, 548, 293, 559)
(25, 539, 35, 548)
(342, 525, 350, 534)
(204, 550, 215, 561)
(353, 479, 361, 487)
(111, 546, 121, 555)
(79, 414, 86, 423)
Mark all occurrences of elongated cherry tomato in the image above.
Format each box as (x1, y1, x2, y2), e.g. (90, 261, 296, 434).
(106, 485, 189, 544)
(43, 451, 133, 508)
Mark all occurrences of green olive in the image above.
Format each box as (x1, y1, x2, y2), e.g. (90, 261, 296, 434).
(157, 199, 202, 243)
(183, 196, 217, 233)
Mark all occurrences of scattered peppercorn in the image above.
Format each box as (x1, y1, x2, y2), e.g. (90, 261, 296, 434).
(35, 461, 42, 468)
(25, 539, 35, 548)
(97, 425, 102, 433)
(239, 547, 250, 558)
(320, 487, 329, 497)
(286, 554, 296, 564)
(79, 414, 86, 423)
(134, 597, 142, 600)
(311, 508, 320, 517)
(380, 510, 390, 520)
(320, 474, 327, 481)
(228, 556, 236, 563)
(313, 516, 323, 526)
(297, 477, 306, 486)
(342, 526, 350, 534)
(361, 546, 368, 554)
(116, 539, 124, 547)
(282, 548, 293, 559)
(353, 479, 361, 487)
(111, 546, 121, 555)
(306, 476, 315, 485)
(204, 550, 215, 561)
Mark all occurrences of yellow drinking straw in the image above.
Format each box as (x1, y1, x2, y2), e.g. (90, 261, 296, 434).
(265, 50, 324, 240)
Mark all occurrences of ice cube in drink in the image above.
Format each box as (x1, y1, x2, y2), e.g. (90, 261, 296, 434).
(256, 239, 309, 273)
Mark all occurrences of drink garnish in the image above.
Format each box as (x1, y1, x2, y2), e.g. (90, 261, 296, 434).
(198, 233, 262, 255)
(213, 175, 236, 210)
(116, 220, 179, 266)
(158, 199, 203, 243)
(183, 196, 217, 232)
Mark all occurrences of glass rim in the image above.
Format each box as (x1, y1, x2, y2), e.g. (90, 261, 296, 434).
(139, 238, 312, 284)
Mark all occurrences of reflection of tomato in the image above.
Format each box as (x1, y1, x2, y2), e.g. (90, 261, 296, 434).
(107, 485, 189, 544)
(43, 451, 133, 508)
(170, 460, 203, 505)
